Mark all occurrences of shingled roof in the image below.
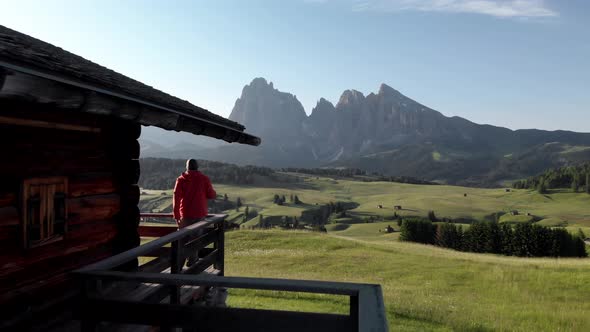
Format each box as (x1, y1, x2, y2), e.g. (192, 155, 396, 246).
(0, 25, 260, 145)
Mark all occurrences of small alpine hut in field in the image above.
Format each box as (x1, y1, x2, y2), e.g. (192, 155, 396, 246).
(0, 25, 387, 332)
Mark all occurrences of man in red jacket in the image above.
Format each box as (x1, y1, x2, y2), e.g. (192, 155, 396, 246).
(173, 159, 217, 266)
(173, 159, 217, 227)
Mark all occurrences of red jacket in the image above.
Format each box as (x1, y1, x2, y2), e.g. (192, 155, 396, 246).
(173, 170, 216, 220)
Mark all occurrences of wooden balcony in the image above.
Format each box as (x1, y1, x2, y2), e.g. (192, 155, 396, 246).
(74, 214, 388, 332)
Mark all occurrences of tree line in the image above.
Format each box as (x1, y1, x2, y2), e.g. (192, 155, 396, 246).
(400, 219, 587, 258)
(281, 167, 437, 185)
(139, 158, 275, 189)
(513, 163, 590, 194)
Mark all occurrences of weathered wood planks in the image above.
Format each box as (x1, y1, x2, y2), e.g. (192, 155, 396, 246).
(0, 101, 141, 323)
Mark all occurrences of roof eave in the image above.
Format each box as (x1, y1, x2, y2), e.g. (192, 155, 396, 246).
(0, 61, 261, 146)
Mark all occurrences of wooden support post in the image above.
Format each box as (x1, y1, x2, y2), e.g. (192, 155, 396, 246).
(170, 240, 181, 304)
(350, 294, 359, 332)
(214, 221, 225, 276)
(80, 279, 100, 332)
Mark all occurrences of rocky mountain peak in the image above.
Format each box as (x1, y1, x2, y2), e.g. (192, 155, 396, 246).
(250, 77, 271, 87)
(229, 78, 306, 143)
(310, 97, 336, 118)
(337, 89, 365, 108)
(147, 77, 590, 186)
(378, 83, 397, 96)
(316, 97, 335, 109)
(242, 77, 275, 95)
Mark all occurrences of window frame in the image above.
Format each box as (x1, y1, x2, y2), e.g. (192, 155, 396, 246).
(21, 176, 68, 249)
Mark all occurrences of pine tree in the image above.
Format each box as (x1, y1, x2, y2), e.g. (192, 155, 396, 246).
(571, 174, 579, 193)
(428, 210, 437, 222)
(290, 194, 294, 202)
(237, 197, 243, 208)
(244, 206, 249, 219)
(586, 173, 590, 194)
(537, 178, 548, 195)
(294, 195, 302, 205)
(224, 193, 229, 201)
(273, 194, 280, 204)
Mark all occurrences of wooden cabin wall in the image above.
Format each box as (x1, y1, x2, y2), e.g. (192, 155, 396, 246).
(0, 101, 140, 318)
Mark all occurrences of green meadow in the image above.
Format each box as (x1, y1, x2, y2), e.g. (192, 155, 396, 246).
(140, 174, 590, 331)
(224, 230, 590, 331)
(141, 173, 590, 230)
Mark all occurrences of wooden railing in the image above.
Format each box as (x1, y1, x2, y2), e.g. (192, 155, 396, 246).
(74, 214, 388, 332)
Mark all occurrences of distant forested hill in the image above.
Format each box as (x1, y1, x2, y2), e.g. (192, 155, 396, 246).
(139, 158, 436, 189)
(139, 158, 276, 190)
(281, 168, 437, 185)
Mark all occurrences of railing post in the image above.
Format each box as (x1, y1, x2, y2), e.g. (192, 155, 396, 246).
(214, 219, 225, 276)
(170, 239, 181, 304)
(80, 278, 100, 332)
(350, 294, 359, 332)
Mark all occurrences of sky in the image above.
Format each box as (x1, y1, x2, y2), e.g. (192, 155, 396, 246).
(1, 0, 588, 132)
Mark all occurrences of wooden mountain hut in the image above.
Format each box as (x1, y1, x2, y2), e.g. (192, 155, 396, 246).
(0, 25, 386, 332)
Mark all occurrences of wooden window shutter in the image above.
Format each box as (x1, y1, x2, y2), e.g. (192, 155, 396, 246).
(21, 177, 68, 248)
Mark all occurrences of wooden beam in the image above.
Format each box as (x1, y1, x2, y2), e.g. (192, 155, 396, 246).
(138, 256, 170, 273)
(0, 68, 6, 91)
(68, 194, 121, 225)
(114, 159, 140, 185)
(0, 70, 85, 109)
(69, 173, 117, 198)
(75, 271, 364, 296)
(184, 230, 218, 253)
(183, 249, 218, 275)
(0, 207, 19, 226)
(215, 221, 225, 275)
(75, 215, 226, 272)
(0, 193, 16, 207)
(358, 284, 388, 332)
(81, 91, 124, 117)
(138, 225, 177, 238)
(78, 299, 353, 332)
(0, 115, 101, 133)
(137, 106, 179, 130)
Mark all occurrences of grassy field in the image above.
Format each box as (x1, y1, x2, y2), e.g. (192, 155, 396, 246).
(140, 175, 590, 331)
(140, 173, 590, 229)
(225, 230, 590, 331)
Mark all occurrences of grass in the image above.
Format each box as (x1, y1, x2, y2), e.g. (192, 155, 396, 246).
(141, 175, 590, 229)
(560, 145, 590, 155)
(432, 151, 442, 161)
(537, 217, 568, 227)
(139, 175, 590, 330)
(225, 230, 590, 331)
(498, 214, 535, 224)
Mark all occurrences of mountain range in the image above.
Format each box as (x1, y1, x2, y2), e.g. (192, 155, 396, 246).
(141, 78, 590, 187)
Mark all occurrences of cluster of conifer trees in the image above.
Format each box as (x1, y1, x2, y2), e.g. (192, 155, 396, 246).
(400, 219, 587, 257)
(273, 194, 302, 205)
(513, 163, 590, 194)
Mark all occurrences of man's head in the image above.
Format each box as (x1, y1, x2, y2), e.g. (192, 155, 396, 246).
(186, 159, 198, 171)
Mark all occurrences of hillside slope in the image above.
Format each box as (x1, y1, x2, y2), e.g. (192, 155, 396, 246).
(225, 230, 590, 331)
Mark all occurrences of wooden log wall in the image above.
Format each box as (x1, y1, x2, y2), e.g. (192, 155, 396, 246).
(0, 100, 140, 321)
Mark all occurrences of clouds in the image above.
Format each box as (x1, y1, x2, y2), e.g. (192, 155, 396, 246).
(309, 0, 558, 18)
